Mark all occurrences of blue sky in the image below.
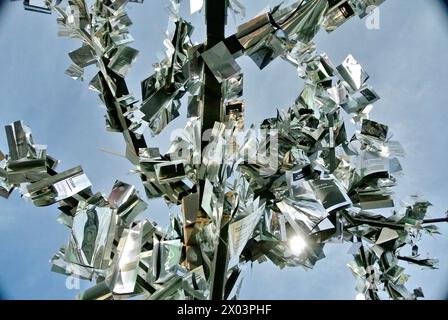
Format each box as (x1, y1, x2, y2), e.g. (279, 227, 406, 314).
(0, 0, 448, 299)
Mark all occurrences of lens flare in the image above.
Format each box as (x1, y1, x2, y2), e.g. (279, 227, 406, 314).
(289, 235, 307, 256)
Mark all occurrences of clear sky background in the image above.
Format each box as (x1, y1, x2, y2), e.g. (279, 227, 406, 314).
(0, 0, 448, 299)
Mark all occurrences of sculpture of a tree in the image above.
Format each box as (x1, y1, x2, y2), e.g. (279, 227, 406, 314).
(1, 0, 446, 300)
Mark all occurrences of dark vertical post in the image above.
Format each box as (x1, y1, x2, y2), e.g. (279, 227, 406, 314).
(202, 0, 226, 136)
(202, 0, 228, 300)
(328, 112, 336, 173)
(210, 221, 230, 300)
(202, 0, 227, 136)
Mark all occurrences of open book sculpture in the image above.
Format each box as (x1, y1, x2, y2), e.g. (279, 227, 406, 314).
(1, 0, 446, 300)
